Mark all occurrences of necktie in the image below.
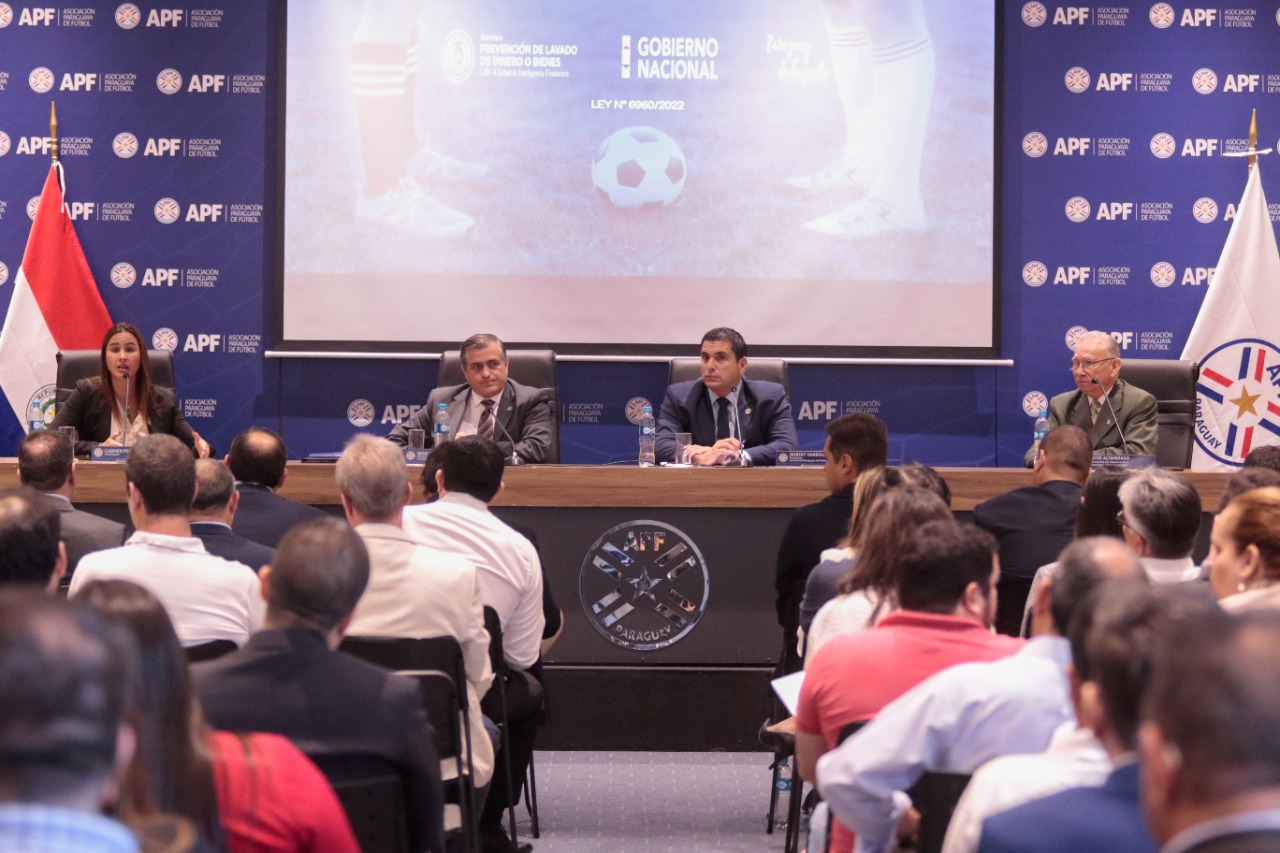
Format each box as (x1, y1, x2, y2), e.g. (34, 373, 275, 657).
(478, 399, 495, 441)
(1090, 399, 1102, 425)
(716, 397, 732, 441)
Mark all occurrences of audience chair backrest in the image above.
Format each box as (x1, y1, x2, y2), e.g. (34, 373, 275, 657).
(55, 349, 175, 407)
(907, 771, 973, 853)
(668, 356, 790, 397)
(306, 752, 410, 853)
(184, 639, 238, 664)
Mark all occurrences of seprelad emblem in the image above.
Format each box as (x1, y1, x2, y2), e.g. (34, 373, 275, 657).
(580, 520, 709, 651)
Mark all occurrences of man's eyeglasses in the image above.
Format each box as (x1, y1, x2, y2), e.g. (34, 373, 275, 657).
(1070, 357, 1116, 373)
(1115, 510, 1130, 530)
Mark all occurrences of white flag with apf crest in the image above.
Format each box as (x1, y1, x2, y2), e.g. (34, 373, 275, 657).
(1181, 164, 1280, 470)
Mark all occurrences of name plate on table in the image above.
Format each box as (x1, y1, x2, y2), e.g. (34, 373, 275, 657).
(403, 448, 432, 464)
(91, 446, 131, 462)
(776, 450, 827, 466)
(1092, 453, 1156, 470)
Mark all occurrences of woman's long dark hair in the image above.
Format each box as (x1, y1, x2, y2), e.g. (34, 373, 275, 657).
(76, 579, 223, 847)
(95, 322, 154, 428)
(1076, 466, 1129, 539)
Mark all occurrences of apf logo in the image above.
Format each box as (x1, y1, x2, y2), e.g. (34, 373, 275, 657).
(1065, 325, 1090, 351)
(112, 132, 138, 158)
(1150, 133, 1176, 158)
(0, 262, 9, 286)
(0, 131, 9, 156)
(156, 68, 183, 94)
(145, 9, 184, 26)
(1179, 7, 1218, 25)
(797, 401, 840, 420)
(625, 397, 652, 425)
(154, 198, 180, 224)
(115, 3, 140, 28)
(182, 333, 221, 352)
(29, 67, 54, 93)
(110, 262, 136, 288)
(1192, 68, 1218, 94)
(1064, 196, 1091, 222)
(1053, 7, 1090, 24)
(1022, 261, 1049, 287)
(1064, 66, 1091, 93)
(441, 30, 475, 83)
(0, 3, 11, 27)
(347, 399, 375, 428)
(1194, 339, 1280, 465)
(1022, 391, 1049, 417)
(579, 520, 710, 652)
(1022, 132, 1048, 157)
(26, 196, 40, 219)
(1149, 3, 1175, 27)
(1021, 2, 1047, 26)
(1193, 198, 1219, 223)
(151, 328, 178, 352)
(1150, 262, 1177, 287)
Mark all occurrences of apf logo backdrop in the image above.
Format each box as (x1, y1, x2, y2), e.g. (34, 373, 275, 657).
(1195, 340, 1280, 465)
(579, 520, 709, 651)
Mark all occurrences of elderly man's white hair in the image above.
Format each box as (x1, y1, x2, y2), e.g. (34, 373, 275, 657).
(1076, 330, 1120, 359)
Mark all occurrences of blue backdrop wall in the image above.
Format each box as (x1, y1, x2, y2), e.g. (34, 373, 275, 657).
(1, 2, 1277, 465)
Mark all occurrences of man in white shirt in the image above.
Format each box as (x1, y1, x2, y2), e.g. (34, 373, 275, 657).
(818, 535, 1145, 853)
(337, 434, 495, 787)
(1116, 469, 1203, 585)
(70, 434, 262, 647)
(402, 435, 543, 853)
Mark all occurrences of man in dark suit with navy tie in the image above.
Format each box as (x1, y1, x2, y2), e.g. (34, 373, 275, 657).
(189, 459, 274, 572)
(226, 426, 327, 549)
(655, 327, 798, 466)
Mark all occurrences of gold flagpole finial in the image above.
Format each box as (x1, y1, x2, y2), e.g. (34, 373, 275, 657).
(49, 102, 59, 163)
(1247, 109, 1258, 172)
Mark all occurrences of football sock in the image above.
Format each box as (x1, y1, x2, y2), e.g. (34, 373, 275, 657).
(868, 35, 934, 210)
(827, 25, 873, 168)
(351, 41, 411, 198)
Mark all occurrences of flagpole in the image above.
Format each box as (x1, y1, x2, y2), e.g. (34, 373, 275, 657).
(49, 101, 58, 163)
(1247, 109, 1257, 173)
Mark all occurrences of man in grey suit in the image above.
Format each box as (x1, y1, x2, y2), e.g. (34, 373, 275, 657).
(1140, 611, 1280, 853)
(17, 430, 124, 582)
(388, 333, 554, 464)
(1024, 330, 1157, 467)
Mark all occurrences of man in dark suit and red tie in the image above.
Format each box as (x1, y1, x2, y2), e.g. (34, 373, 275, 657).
(655, 327, 798, 466)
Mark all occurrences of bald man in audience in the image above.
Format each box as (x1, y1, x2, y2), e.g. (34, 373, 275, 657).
(0, 488, 67, 592)
(227, 426, 327, 549)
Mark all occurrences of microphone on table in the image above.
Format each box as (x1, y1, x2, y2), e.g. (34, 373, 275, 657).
(122, 372, 131, 447)
(491, 412, 524, 466)
(1090, 377, 1131, 454)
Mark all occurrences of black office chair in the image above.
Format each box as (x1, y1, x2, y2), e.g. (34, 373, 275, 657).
(307, 753, 411, 853)
(908, 771, 973, 853)
(55, 349, 175, 408)
(668, 356, 791, 396)
(1120, 358, 1199, 469)
(437, 349, 560, 464)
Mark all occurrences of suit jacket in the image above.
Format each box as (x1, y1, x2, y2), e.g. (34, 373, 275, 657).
(1024, 379, 1158, 466)
(193, 627, 445, 853)
(978, 763, 1154, 853)
(655, 377, 798, 466)
(388, 379, 554, 463)
(43, 494, 125, 579)
(189, 521, 273, 573)
(50, 377, 195, 457)
(775, 484, 854, 626)
(229, 483, 328, 549)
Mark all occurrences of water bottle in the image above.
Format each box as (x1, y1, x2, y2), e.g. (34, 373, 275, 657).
(638, 405, 656, 467)
(28, 400, 44, 432)
(775, 756, 792, 796)
(1033, 406, 1050, 453)
(432, 403, 451, 446)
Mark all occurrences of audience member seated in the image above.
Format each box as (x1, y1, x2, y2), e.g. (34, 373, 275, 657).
(1139, 610, 1280, 852)
(79, 578, 359, 853)
(1020, 466, 1129, 636)
(1207, 486, 1280, 613)
(797, 521, 1022, 853)
(190, 459, 274, 572)
(226, 427, 327, 549)
(654, 326, 797, 466)
(193, 518, 444, 853)
(338, 434, 495, 787)
(0, 487, 66, 592)
(70, 435, 263, 647)
(805, 487, 955, 658)
(1116, 469, 1203, 584)
(1241, 444, 1280, 471)
(0, 590, 140, 852)
(976, 582, 1221, 853)
(387, 333, 555, 464)
(775, 414, 887, 647)
(818, 534, 1145, 853)
(402, 436, 544, 853)
(976, 425, 1091, 635)
(50, 321, 210, 458)
(944, 538, 1142, 853)
(17, 430, 124, 579)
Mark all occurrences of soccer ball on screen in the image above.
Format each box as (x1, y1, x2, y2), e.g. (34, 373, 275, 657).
(591, 126, 687, 209)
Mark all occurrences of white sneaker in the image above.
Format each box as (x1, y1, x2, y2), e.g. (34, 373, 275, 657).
(407, 146, 490, 183)
(802, 196, 925, 239)
(785, 159, 870, 194)
(357, 178, 475, 237)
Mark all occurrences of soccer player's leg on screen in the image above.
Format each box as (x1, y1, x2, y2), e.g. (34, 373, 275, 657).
(786, 0, 873, 194)
(804, 0, 933, 239)
(351, 0, 474, 237)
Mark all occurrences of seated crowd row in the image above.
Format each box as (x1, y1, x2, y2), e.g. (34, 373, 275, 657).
(0, 426, 562, 853)
(766, 413, 1280, 853)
